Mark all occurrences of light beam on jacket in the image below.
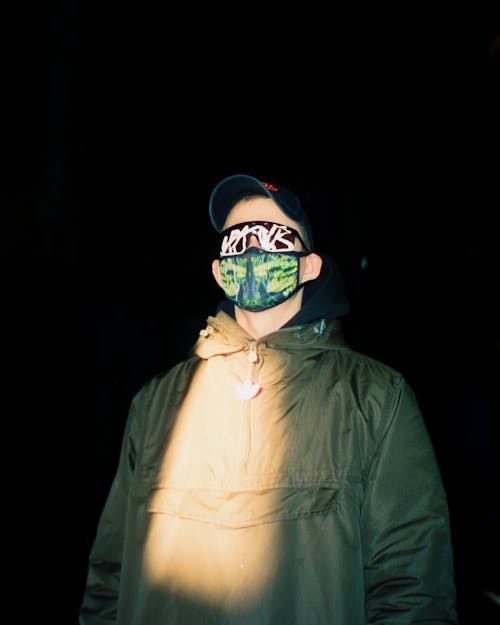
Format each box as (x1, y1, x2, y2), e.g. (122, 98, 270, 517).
(142, 363, 289, 609)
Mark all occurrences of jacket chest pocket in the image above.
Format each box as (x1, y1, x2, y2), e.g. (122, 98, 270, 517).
(147, 482, 340, 528)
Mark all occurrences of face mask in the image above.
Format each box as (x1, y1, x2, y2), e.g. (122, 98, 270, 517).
(219, 247, 306, 312)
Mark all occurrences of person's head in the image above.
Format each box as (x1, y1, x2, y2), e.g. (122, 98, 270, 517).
(209, 175, 323, 318)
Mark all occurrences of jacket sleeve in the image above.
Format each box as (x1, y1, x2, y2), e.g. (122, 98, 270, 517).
(79, 397, 139, 625)
(361, 376, 458, 624)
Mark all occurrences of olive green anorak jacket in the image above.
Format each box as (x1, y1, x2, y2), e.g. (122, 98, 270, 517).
(80, 258, 457, 624)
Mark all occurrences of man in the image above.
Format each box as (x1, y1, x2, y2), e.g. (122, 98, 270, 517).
(79, 174, 458, 624)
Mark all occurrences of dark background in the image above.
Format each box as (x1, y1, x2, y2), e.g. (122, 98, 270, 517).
(6, 5, 499, 624)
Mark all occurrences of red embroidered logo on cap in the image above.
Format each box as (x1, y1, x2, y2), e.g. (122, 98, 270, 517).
(261, 181, 278, 192)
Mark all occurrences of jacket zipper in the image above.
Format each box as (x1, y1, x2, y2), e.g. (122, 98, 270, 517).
(241, 341, 260, 470)
(234, 341, 261, 400)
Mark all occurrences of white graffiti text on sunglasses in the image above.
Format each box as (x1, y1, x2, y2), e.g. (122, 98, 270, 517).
(220, 222, 298, 257)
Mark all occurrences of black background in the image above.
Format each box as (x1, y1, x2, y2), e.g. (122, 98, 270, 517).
(5, 5, 500, 624)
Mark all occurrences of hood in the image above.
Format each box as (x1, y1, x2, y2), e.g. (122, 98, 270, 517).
(215, 253, 351, 328)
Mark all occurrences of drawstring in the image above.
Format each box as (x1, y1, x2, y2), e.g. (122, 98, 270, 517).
(199, 325, 214, 337)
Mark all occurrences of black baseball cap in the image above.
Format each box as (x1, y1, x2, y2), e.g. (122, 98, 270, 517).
(209, 174, 314, 251)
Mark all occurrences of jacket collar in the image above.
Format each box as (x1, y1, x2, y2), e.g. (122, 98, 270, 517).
(193, 310, 347, 361)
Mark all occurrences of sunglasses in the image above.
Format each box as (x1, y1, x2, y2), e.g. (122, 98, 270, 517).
(218, 221, 309, 257)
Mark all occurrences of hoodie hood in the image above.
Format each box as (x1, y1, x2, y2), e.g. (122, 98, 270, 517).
(215, 253, 350, 327)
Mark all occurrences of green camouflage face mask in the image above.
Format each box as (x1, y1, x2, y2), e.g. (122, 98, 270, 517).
(219, 247, 306, 312)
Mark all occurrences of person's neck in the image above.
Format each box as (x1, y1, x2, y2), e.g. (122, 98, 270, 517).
(234, 291, 304, 339)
